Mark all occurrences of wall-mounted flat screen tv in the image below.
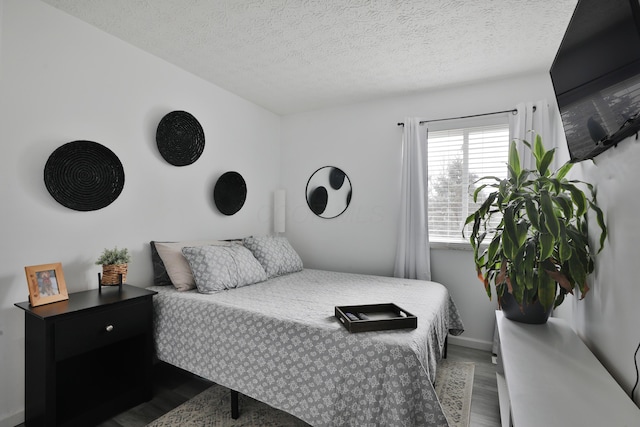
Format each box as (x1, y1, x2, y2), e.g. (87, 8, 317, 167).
(550, 0, 640, 162)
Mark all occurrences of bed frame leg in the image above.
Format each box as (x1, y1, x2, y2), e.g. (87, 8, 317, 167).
(443, 335, 448, 359)
(231, 390, 239, 419)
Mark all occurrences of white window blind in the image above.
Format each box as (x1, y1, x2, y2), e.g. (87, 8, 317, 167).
(427, 123, 509, 243)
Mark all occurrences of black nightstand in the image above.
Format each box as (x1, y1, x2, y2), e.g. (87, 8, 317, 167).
(15, 284, 157, 427)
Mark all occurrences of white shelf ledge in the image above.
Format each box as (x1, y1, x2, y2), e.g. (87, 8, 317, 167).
(496, 310, 640, 427)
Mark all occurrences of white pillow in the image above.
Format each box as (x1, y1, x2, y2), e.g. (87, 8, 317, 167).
(154, 240, 236, 291)
(181, 245, 267, 293)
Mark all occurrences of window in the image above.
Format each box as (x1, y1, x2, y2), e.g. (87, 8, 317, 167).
(427, 122, 510, 243)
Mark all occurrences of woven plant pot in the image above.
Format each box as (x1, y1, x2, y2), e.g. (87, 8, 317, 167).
(101, 264, 128, 285)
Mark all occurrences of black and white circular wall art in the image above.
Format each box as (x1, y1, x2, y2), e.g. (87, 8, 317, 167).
(306, 166, 352, 219)
(156, 110, 205, 166)
(214, 171, 247, 216)
(44, 140, 125, 211)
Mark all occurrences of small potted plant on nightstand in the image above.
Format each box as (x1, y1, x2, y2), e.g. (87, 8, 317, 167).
(96, 247, 131, 288)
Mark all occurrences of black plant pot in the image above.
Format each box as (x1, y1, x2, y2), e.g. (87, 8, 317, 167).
(500, 291, 553, 324)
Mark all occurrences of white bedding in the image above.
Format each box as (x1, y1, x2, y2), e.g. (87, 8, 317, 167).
(151, 268, 464, 426)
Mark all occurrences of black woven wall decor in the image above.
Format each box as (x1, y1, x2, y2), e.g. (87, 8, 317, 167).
(214, 171, 247, 216)
(156, 110, 205, 166)
(44, 140, 125, 211)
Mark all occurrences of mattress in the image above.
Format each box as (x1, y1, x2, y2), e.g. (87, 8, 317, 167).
(150, 268, 464, 426)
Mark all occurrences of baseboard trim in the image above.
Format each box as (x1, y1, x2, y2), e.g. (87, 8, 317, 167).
(0, 409, 24, 427)
(449, 335, 493, 352)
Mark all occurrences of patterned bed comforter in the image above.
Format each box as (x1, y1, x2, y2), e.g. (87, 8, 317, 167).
(150, 268, 464, 427)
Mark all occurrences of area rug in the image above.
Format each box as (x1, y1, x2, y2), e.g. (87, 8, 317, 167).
(434, 360, 475, 427)
(147, 361, 475, 427)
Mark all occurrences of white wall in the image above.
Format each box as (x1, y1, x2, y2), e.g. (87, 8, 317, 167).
(538, 89, 640, 403)
(281, 73, 562, 349)
(0, 1, 281, 425)
(568, 138, 640, 403)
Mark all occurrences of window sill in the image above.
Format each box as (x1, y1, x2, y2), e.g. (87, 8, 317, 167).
(429, 240, 474, 251)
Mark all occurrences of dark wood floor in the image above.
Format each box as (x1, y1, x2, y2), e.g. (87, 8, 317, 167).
(18, 344, 501, 427)
(97, 362, 213, 427)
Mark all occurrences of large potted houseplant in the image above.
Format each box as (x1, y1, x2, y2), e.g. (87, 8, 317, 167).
(464, 134, 607, 323)
(96, 246, 131, 285)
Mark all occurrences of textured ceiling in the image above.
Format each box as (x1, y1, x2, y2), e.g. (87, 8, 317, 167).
(39, 0, 578, 115)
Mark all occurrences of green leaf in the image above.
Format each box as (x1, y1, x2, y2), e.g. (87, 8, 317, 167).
(473, 184, 491, 202)
(533, 134, 545, 166)
(508, 140, 521, 178)
(502, 228, 515, 260)
(568, 252, 587, 294)
(539, 232, 554, 261)
(472, 212, 481, 241)
(477, 232, 487, 246)
(538, 269, 556, 310)
(523, 239, 536, 284)
(503, 205, 519, 253)
(464, 211, 476, 227)
(488, 234, 501, 263)
(525, 199, 540, 230)
(510, 273, 525, 305)
(552, 194, 573, 220)
(499, 179, 509, 197)
(548, 177, 562, 194)
(465, 196, 497, 240)
(481, 192, 497, 216)
(516, 218, 528, 247)
(540, 189, 560, 238)
(565, 222, 584, 242)
(558, 223, 572, 262)
(513, 244, 526, 277)
(565, 183, 587, 217)
(538, 149, 555, 177)
(516, 169, 531, 188)
(589, 200, 608, 253)
(555, 162, 573, 181)
(477, 267, 491, 298)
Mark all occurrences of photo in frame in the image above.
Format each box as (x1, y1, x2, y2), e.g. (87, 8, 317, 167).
(24, 263, 69, 307)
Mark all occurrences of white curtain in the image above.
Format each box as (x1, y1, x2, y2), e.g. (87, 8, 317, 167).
(393, 117, 431, 280)
(510, 100, 552, 170)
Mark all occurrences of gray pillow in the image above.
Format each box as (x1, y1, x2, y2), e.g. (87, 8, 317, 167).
(182, 244, 267, 294)
(242, 236, 303, 279)
(155, 240, 235, 291)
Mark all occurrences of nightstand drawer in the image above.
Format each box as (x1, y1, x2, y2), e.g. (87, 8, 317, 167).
(55, 301, 150, 360)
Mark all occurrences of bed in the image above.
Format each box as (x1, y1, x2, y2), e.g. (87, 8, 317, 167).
(149, 237, 464, 426)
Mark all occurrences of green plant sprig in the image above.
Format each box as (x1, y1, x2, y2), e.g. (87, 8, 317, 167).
(95, 247, 131, 265)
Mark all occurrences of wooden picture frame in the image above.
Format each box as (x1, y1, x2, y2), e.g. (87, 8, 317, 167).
(24, 263, 69, 307)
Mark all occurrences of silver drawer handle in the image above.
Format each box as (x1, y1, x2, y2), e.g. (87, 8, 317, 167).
(105, 325, 114, 332)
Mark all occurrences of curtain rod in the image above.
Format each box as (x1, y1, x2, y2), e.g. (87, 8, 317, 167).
(396, 106, 535, 127)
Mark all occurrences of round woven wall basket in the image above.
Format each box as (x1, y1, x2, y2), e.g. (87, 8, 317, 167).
(101, 264, 128, 285)
(44, 140, 125, 211)
(156, 110, 205, 166)
(213, 171, 247, 216)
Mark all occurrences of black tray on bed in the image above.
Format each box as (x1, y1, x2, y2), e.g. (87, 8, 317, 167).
(335, 303, 417, 333)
